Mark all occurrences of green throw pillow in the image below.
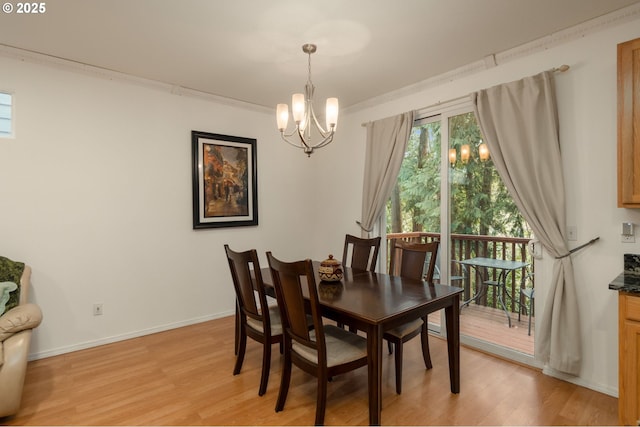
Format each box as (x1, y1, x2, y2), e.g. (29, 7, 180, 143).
(0, 256, 25, 313)
(0, 281, 18, 315)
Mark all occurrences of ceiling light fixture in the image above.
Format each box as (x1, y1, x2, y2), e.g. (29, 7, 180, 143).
(276, 44, 338, 157)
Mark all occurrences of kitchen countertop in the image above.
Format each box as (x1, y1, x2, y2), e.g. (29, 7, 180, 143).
(609, 253, 640, 293)
(609, 271, 640, 293)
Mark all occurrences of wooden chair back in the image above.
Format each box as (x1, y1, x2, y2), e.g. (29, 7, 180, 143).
(266, 253, 326, 362)
(224, 244, 271, 333)
(391, 240, 439, 282)
(342, 234, 381, 272)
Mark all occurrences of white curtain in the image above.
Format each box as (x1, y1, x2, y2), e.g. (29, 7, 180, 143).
(359, 112, 415, 237)
(472, 71, 581, 375)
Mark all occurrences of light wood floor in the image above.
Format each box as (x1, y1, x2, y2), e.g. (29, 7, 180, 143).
(2, 315, 617, 426)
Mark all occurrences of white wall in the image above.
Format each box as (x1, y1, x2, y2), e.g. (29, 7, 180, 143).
(310, 14, 640, 396)
(0, 53, 320, 357)
(2, 8, 640, 398)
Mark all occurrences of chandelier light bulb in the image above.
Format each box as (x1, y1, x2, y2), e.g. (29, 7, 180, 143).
(276, 104, 289, 131)
(326, 98, 339, 129)
(291, 93, 305, 123)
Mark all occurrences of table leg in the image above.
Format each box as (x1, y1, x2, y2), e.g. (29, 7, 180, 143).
(445, 295, 461, 393)
(367, 323, 383, 425)
(491, 271, 512, 328)
(460, 266, 486, 308)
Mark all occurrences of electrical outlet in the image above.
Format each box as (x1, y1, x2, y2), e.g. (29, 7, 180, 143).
(93, 303, 103, 316)
(567, 226, 577, 241)
(622, 235, 636, 243)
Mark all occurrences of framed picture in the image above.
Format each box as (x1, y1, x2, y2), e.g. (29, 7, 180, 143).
(191, 131, 258, 229)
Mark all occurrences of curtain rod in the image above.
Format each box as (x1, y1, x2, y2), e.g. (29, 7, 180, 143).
(361, 64, 571, 127)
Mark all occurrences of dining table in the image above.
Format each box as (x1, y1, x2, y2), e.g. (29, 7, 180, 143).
(259, 262, 464, 425)
(457, 257, 529, 328)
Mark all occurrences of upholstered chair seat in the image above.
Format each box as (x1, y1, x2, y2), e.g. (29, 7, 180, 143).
(247, 306, 283, 336)
(385, 318, 423, 339)
(292, 324, 367, 367)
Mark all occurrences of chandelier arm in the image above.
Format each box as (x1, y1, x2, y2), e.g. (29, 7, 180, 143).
(304, 133, 334, 150)
(309, 108, 330, 137)
(280, 132, 306, 149)
(280, 131, 333, 151)
(281, 128, 299, 139)
(296, 126, 311, 150)
(312, 133, 334, 149)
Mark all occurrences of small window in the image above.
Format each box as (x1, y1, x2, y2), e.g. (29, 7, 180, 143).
(0, 92, 13, 138)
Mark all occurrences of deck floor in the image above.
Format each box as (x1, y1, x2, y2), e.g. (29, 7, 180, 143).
(429, 303, 534, 355)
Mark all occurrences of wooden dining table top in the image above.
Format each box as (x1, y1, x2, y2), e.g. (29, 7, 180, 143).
(264, 263, 461, 325)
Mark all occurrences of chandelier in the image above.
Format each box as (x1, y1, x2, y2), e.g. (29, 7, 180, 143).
(449, 142, 490, 166)
(276, 44, 338, 157)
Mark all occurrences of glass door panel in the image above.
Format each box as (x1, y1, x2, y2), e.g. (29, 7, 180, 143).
(386, 116, 442, 331)
(447, 111, 534, 357)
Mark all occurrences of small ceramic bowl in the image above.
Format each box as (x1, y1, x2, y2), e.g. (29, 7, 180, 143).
(318, 254, 343, 282)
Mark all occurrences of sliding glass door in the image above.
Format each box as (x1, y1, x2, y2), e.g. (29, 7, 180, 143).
(387, 99, 535, 362)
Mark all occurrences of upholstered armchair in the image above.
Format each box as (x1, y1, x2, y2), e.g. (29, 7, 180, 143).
(0, 264, 42, 418)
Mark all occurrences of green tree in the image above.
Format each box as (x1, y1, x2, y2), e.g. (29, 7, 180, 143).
(390, 122, 441, 233)
(387, 112, 530, 239)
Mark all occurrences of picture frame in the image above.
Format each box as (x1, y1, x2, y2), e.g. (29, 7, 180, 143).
(191, 131, 258, 229)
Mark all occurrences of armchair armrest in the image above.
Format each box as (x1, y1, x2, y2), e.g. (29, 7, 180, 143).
(0, 303, 43, 343)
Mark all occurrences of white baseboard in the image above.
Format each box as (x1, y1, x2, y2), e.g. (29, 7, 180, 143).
(542, 366, 618, 398)
(28, 310, 235, 361)
(459, 334, 618, 398)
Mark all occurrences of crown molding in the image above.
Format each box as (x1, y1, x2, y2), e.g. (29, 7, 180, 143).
(0, 44, 273, 115)
(346, 2, 640, 113)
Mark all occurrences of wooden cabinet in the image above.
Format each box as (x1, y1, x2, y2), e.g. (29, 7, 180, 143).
(618, 292, 640, 425)
(618, 37, 640, 207)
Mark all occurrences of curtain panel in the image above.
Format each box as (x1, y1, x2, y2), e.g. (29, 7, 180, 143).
(472, 71, 581, 375)
(359, 111, 415, 237)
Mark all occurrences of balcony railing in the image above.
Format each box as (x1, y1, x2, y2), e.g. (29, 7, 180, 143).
(386, 232, 533, 314)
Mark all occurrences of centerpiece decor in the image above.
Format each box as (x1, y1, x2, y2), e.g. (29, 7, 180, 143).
(318, 254, 343, 282)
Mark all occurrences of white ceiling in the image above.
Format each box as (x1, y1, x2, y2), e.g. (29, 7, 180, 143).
(1, 0, 639, 109)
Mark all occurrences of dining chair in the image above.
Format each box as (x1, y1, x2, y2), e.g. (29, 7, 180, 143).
(338, 234, 382, 330)
(266, 252, 368, 426)
(224, 244, 282, 396)
(385, 240, 439, 394)
(342, 234, 381, 272)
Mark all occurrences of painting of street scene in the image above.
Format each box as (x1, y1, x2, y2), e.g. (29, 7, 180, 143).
(202, 143, 249, 218)
(191, 131, 257, 229)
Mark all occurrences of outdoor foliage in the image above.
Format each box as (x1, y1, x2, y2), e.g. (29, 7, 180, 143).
(387, 112, 531, 239)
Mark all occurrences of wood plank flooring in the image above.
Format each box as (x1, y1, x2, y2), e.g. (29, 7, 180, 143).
(461, 304, 535, 354)
(429, 304, 535, 355)
(2, 315, 617, 426)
